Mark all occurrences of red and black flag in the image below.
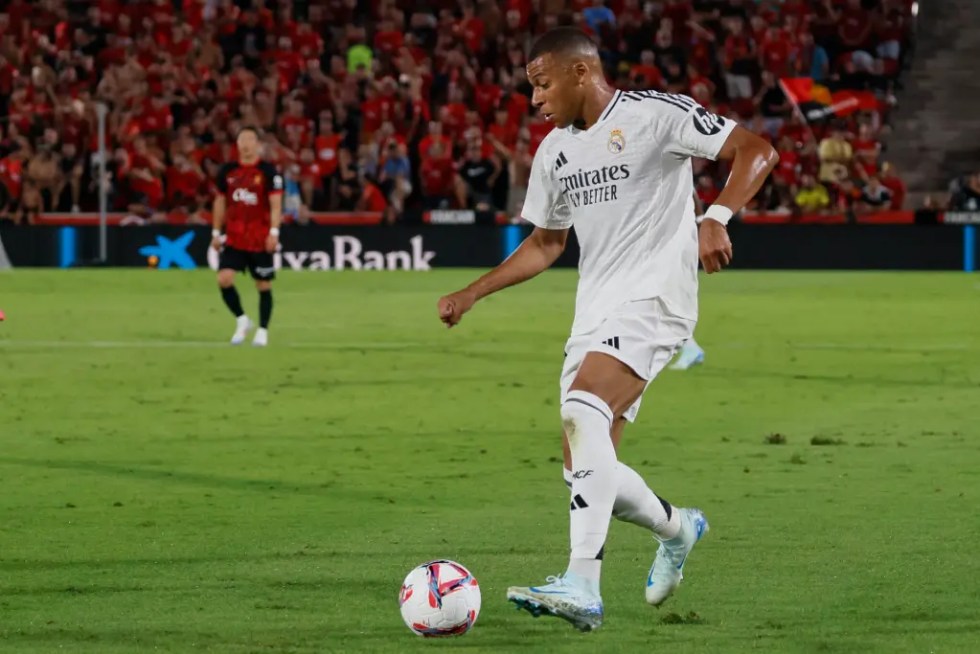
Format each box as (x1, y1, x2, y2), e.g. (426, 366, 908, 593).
(779, 78, 881, 122)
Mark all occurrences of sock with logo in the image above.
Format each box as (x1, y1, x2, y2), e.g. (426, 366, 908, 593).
(258, 289, 273, 328)
(221, 285, 244, 317)
(562, 390, 618, 585)
(563, 464, 680, 541)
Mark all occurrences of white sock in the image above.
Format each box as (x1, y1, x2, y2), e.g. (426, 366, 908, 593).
(563, 464, 681, 540)
(686, 337, 701, 351)
(562, 390, 618, 584)
(613, 463, 681, 539)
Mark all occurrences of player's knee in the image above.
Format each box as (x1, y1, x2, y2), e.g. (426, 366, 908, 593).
(255, 280, 271, 292)
(560, 390, 614, 441)
(217, 270, 235, 287)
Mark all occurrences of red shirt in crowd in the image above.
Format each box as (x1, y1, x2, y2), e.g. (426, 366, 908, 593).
(839, 5, 871, 47)
(280, 114, 313, 148)
(166, 164, 205, 202)
(881, 174, 906, 210)
(457, 16, 485, 52)
(314, 133, 342, 177)
(760, 32, 794, 76)
(127, 153, 165, 208)
(374, 28, 404, 56)
(298, 160, 323, 189)
(488, 121, 519, 150)
(441, 102, 468, 140)
(527, 120, 553, 155)
(419, 133, 453, 161)
(503, 93, 529, 128)
(361, 181, 387, 212)
(474, 82, 502, 121)
(215, 160, 283, 252)
(773, 148, 801, 186)
(630, 63, 663, 89)
(420, 157, 456, 198)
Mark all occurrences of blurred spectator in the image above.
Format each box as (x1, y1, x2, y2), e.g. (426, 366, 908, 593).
(852, 123, 881, 181)
(880, 162, 906, 210)
(794, 32, 830, 82)
(795, 174, 831, 214)
(583, 0, 616, 36)
(818, 125, 854, 187)
(23, 145, 63, 221)
(378, 142, 412, 216)
(755, 71, 790, 138)
(722, 17, 756, 100)
(487, 129, 533, 219)
(857, 176, 893, 212)
(455, 140, 499, 212)
(948, 172, 980, 212)
(419, 141, 456, 210)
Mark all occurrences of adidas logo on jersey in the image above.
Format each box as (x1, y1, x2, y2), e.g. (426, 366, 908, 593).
(555, 151, 568, 170)
(601, 337, 620, 350)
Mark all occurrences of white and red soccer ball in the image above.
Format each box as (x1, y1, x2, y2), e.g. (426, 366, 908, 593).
(399, 559, 481, 637)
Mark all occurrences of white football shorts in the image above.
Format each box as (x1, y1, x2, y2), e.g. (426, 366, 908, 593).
(559, 297, 696, 423)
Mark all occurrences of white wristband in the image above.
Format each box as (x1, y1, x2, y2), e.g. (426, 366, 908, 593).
(269, 227, 280, 236)
(702, 204, 734, 226)
(211, 229, 221, 238)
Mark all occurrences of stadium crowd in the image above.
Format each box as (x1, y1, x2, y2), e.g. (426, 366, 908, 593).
(0, 0, 919, 225)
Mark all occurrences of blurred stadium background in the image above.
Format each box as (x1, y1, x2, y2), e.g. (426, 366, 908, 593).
(0, 0, 977, 272)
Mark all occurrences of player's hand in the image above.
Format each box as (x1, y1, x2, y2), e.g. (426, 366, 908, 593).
(699, 219, 733, 274)
(437, 289, 477, 328)
(265, 233, 279, 253)
(210, 235, 224, 250)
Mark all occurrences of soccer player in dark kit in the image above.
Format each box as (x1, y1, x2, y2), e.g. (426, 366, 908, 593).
(211, 127, 283, 347)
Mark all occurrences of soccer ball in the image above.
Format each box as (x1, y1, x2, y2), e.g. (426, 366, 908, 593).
(398, 559, 481, 637)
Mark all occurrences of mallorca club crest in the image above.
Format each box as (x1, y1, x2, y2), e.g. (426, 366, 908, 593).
(608, 128, 625, 154)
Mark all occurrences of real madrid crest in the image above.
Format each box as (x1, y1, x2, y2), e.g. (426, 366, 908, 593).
(608, 129, 625, 154)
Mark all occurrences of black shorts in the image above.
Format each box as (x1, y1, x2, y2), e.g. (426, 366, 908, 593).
(219, 246, 276, 281)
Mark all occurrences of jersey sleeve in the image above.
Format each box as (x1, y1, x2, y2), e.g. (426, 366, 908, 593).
(214, 162, 233, 193)
(520, 143, 572, 230)
(261, 162, 284, 195)
(661, 96, 737, 161)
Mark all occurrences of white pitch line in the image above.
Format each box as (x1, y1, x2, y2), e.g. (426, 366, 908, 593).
(789, 342, 973, 352)
(0, 339, 427, 350)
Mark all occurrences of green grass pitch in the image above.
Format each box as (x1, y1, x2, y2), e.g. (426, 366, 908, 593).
(1, 269, 978, 653)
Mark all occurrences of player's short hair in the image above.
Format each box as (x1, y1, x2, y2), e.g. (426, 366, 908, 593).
(528, 27, 599, 63)
(237, 125, 261, 139)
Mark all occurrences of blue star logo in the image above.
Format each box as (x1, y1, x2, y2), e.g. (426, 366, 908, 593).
(138, 231, 197, 269)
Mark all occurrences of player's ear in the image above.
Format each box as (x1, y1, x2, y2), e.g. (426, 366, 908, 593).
(568, 60, 589, 86)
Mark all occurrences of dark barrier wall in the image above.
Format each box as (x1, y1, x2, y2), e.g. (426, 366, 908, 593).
(0, 224, 503, 269)
(0, 223, 973, 270)
(552, 224, 970, 270)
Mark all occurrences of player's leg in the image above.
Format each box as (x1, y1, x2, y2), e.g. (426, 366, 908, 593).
(561, 419, 680, 537)
(508, 352, 643, 631)
(217, 247, 252, 345)
(606, 305, 708, 607)
(248, 252, 276, 347)
(669, 335, 705, 371)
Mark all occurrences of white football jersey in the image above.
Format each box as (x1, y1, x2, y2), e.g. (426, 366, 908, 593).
(522, 90, 736, 335)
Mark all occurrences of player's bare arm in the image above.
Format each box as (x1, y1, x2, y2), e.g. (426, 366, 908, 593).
(211, 194, 226, 250)
(437, 226, 568, 328)
(700, 126, 779, 274)
(266, 191, 282, 253)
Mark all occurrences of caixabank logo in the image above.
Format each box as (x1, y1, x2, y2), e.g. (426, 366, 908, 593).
(206, 235, 436, 271)
(139, 231, 198, 269)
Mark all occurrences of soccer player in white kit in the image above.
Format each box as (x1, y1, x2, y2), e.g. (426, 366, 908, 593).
(437, 28, 777, 631)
